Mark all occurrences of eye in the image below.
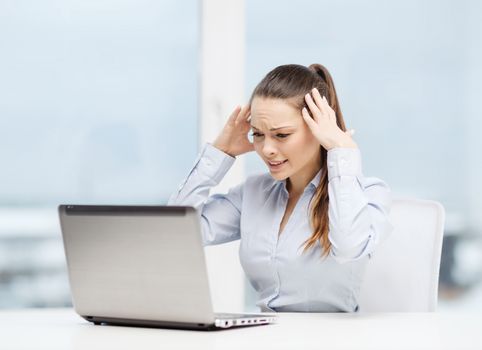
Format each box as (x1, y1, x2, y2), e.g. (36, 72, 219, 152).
(250, 132, 264, 138)
(276, 133, 290, 138)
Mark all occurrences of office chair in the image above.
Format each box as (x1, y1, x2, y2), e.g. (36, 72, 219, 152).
(358, 198, 445, 312)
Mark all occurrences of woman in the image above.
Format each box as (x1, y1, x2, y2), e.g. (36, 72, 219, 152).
(168, 63, 393, 312)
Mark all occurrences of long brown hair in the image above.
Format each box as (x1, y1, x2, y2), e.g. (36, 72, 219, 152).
(249, 63, 347, 258)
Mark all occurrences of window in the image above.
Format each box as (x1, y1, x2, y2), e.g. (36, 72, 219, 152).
(0, 0, 199, 307)
(244, 0, 482, 311)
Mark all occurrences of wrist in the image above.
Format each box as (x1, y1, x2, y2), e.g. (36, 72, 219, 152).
(212, 142, 228, 153)
(211, 142, 236, 157)
(325, 137, 357, 150)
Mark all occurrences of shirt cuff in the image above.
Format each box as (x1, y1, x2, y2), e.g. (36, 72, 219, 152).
(196, 142, 236, 183)
(327, 148, 363, 181)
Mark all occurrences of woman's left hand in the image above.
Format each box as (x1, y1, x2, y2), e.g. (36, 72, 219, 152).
(302, 88, 358, 150)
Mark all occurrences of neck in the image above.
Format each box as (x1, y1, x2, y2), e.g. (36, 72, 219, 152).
(286, 155, 322, 197)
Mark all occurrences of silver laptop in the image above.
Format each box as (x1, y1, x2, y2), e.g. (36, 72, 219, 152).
(58, 205, 277, 330)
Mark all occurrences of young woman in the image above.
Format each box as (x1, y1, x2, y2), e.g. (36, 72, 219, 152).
(168, 63, 393, 312)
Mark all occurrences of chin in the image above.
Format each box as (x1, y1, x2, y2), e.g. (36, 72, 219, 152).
(268, 171, 289, 181)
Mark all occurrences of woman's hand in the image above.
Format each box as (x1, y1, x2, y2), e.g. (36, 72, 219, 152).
(212, 104, 254, 157)
(302, 88, 357, 150)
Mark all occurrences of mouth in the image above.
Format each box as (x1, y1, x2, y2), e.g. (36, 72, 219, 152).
(267, 159, 288, 170)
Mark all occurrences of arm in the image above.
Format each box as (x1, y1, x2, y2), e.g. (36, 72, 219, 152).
(327, 148, 393, 264)
(168, 143, 243, 246)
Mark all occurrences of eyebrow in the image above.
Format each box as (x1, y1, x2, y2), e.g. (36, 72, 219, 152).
(250, 125, 295, 131)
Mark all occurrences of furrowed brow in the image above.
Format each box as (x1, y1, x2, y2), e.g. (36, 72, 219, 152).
(250, 125, 295, 131)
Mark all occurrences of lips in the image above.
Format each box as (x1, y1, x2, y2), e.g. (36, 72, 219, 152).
(268, 159, 288, 166)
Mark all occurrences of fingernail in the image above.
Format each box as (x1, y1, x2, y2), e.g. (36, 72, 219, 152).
(302, 107, 307, 113)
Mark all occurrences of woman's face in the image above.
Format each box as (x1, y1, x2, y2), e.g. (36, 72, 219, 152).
(250, 97, 321, 181)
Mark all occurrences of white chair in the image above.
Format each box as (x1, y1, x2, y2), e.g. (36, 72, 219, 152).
(358, 198, 445, 312)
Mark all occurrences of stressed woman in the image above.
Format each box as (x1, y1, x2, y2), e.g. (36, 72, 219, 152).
(168, 63, 393, 312)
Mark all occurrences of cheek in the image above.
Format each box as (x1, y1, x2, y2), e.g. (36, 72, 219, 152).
(288, 134, 319, 160)
(289, 132, 315, 150)
(253, 141, 262, 154)
(300, 126, 317, 143)
(253, 141, 271, 160)
(299, 128, 319, 148)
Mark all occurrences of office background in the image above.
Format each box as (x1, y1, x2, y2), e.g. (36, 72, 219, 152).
(0, 0, 481, 312)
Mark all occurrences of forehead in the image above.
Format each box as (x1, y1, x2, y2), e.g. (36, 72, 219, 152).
(250, 97, 301, 129)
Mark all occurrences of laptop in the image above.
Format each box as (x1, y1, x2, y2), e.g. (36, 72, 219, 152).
(58, 204, 277, 330)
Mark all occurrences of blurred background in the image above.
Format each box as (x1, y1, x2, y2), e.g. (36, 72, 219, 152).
(0, 0, 481, 312)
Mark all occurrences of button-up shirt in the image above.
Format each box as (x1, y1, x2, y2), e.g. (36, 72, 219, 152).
(168, 143, 393, 312)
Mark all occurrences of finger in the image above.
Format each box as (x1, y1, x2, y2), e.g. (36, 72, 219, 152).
(322, 96, 337, 123)
(241, 106, 252, 127)
(242, 104, 251, 119)
(343, 130, 353, 139)
(234, 105, 249, 125)
(302, 107, 318, 131)
(243, 105, 252, 123)
(304, 93, 321, 122)
(228, 105, 242, 123)
(311, 88, 329, 116)
(241, 110, 253, 131)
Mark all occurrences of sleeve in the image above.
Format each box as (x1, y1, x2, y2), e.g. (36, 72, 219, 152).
(167, 142, 243, 246)
(326, 148, 393, 264)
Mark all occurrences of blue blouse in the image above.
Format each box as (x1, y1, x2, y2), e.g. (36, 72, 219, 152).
(168, 143, 393, 312)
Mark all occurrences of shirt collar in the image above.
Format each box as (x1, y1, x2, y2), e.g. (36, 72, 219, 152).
(309, 168, 323, 188)
(277, 168, 323, 193)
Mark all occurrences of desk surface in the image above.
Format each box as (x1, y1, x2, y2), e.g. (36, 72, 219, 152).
(1, 308, 481, 350)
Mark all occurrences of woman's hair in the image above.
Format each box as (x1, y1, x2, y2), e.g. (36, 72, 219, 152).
(249, 63, 347, 258)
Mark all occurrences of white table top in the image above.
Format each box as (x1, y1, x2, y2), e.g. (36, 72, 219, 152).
(1, 308, 481, 350)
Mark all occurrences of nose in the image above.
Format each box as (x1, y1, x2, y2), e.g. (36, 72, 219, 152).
(261, 138, 278, 158)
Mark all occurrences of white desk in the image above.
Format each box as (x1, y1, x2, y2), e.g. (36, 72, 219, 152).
(1, 308, 481, 350)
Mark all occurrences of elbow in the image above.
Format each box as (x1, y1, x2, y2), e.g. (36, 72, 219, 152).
(328, 228, 375, 264)
(329, 239, 372, 264)
(328, 218, 394, 264)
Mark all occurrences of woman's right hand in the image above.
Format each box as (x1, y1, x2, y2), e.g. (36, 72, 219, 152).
(212, 105, 254, 157)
